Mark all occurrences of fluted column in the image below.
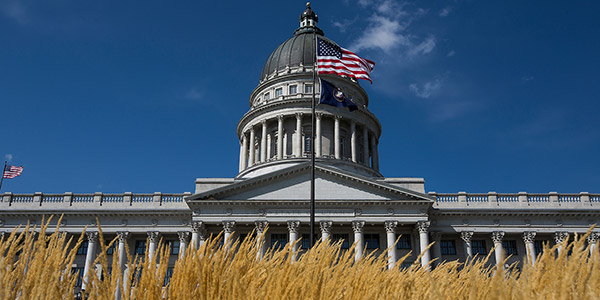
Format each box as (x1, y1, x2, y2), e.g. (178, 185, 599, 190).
(177, 231, 191, 258)
(191, 221, 207, 249)
(416, 221, 431, 268)
(555, 231, 569, 255)
(523, 231, 537, 265)
(288, 221, 300, 260)
(350, 121, 357, 162)
(255, 221, 268, 260)
(334, 115, 341, 159)
(320, 221, 332, 242)
(241, 134, 248, 171)
(362, 127, 369, 166)
(238, 141, 244, 172)
(277, 115, 284, 159)
(115, 232, 130, 300)
(588, 232, 600, 255)
(82, 232, 99, 290)
(461, 231, 473, 259)
(147, 231, 160, 261)
(385, 221, 398, 269)
(223, 221, 236, 250)
(352, 221, 365, 261)
(249, 127, 256, 166)
(371, 134, 379, 171)
(260, 120, 267, 163)
(267, 134, 272, 159)
(491, 231, 505, 268)
(431, 232, 442, 267)
(295, 113, 303, 157)
(315, 113, 322, 157)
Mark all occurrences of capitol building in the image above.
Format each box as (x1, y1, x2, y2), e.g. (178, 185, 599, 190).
(1, 4, 599, 291)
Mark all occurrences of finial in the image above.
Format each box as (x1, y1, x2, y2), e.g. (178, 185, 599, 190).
(307, 2, 311, 8)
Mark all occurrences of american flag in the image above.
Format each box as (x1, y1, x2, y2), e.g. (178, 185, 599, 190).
(3, 165, 23, 179)
(316, 37, 375, 83)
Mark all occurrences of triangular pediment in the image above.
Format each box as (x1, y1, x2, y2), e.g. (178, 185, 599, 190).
(186, 163, 434, 203)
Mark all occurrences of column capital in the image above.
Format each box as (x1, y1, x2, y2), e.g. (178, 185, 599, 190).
(147, 231, 161, 243)
(86, 231, 99, 243)
(384, 220, 398, 233)
(554, 231, 569, 244)
(316, 112, 323, 120)
(260, 119, 267, 125)
(255, 221, 268, 234)
(320, 221, 333, 234)
(295, 112, 303, 119)
(416, 221, 430, 234)
(278, 114, 284, 121)
(287, 220, 300, 233)
(335, 115, 342, 120)
(587, 232, 600, 244)
(352, 220, 365, 233)
(523, 231, 537, 243)
(177, 231, 191, 243)
(460, 231, 473, 243)
(222, 221, 236, 234)
(491, 231, 505, 244)
(117, 231, 131, 242)
(191, 221, 205, 232)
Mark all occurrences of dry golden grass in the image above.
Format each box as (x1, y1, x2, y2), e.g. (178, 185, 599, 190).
(1, 219, 599, 299)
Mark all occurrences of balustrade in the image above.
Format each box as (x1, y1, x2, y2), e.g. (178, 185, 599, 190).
(433, 192, 600, 208)
(1, 192, 190, 208)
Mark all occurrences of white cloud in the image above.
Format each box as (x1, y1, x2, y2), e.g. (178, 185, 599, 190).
(409, 79, 441, 98)
(331, 18, 358, 33)
(439, 7, 452, 17)
(185, 87, 204, 101)
(407, 36, 436, 56)
(447, 50, 455, 57)
(4, 154, 13, 162)
(0, 1, 28, 25)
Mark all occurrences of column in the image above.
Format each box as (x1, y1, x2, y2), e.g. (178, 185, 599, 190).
(334, 116, 341, 159)
(371, 135, 379, 171)
(385, 221, 398, 269)
(352, 221, 365, 261)
(267, 134, 272, 159)
(295, 113, 303, 157)
(362, 127, 369, 166)
(147, 231, 160, 261)
(177, 231, 191, 258)
(554, 231, 569, 255)
(523, 231, 537, 265)
(431, 232, 442, 268)
(320, 221, 332, 242)
(260, 120, 267, 163)
(588, 232, 600, 256)
(82, 232, 99, 290)
(277, 115, 284, 159)
(191, 221, 207, 250)
(255, 221, 268, 260)
(416, 221, 431, 268)
(249, 127, 255, 166)
(238, 141, 244, 172)
(461, 231, 473, 259)
(350, 121, 357, 163)
(115, 232, 130, 300)
(241, 133, 248, 171)
(288, 221, 300, 260)
(315, 113, 322, 157)
(491, 231, 505, 268)
(223, 221, 236, 250)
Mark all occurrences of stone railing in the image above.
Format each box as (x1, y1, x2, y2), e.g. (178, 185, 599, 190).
(1, 192, 191, 209)
(430, 191, 600, 209)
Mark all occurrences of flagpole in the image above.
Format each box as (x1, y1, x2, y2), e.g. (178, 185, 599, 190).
(309, 30, 317, 248)
(0, 161, 6, 194)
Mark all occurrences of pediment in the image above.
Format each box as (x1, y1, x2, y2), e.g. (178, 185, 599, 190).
(186, 163, 434, 203)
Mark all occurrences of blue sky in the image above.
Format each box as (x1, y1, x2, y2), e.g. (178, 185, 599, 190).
(1, 1, 599, 194)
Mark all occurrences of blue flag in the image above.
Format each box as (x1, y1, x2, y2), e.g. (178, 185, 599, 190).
(319, 79, 358, 111)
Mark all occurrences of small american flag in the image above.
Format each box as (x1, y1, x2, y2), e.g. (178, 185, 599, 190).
(3, 165, 23, 179)
(316, 37, 375, 83)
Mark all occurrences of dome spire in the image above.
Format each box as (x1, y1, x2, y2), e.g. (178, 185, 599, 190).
(294, 2, 324, 36)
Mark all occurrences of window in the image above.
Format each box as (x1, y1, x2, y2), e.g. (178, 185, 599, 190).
(135, 240, 146, 255)
(301, 234, 311, 249)
(332, 234, 350, 249)
(72, 267, 84, 287)
(304, 84, 313, 94)
(364, 234, 380, 249)
(534, 240, 547, 255)
(77, 241, 88, 255)
(502, 240, 518, 256)
(304, 135, 312, 154)
(472, 240, 487, 255)
(164, 267, 174, 286)
(168, 240, 180, 255)
(275, 88, 283, 97)
(396, 234, 411, 249)
(264, 92, 270, 100)
(270, 233, 288, 250)
(106, 240, 115, 255)
(239, 233, 248, 243)
(440, 240, 457, 255)
(289, 85, 297, 94)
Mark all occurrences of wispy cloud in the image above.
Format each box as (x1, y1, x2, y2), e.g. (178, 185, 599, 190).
(409, 79, 441, 98)
(521, 76, 534, 82)
(447, 50, 455, 57)
(439, 7, 452, 17)
(0, 1, 29, 25)
(331, 17, 358, 33)
(185, 87, 204, 101)
(4, 154, 13, 162)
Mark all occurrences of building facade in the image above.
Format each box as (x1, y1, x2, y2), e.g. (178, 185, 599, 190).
(1, 4, 599, 291)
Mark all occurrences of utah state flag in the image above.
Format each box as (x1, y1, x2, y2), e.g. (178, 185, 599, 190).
(319, 79, 358, 111)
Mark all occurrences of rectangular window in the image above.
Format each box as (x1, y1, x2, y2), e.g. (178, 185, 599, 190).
(472, 240, 487, 255)
(77, 241, 88, 255)
(332, 234, 350, 249)
(168, 240, 180, 255)
(502, 240, 518, 256)
(163, 267, 174, 286)
(106, 240, 115, 255)
(72, 267, 84, 287)
(289, 85, 297, 94)
(396, 234, 411, 249)
(304, 84, 313, 94)
(270, 233, 288, 250)
(275, 88, 283, 97)
(135, 240, 146, 255)
(264, 92, 270, 100)
(534, 240, 547, 255)
(301, 234, 311, 249)
(304, 135, 312, 154)
(364, 234, 380, 249)
(440, 240, 457, 255)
